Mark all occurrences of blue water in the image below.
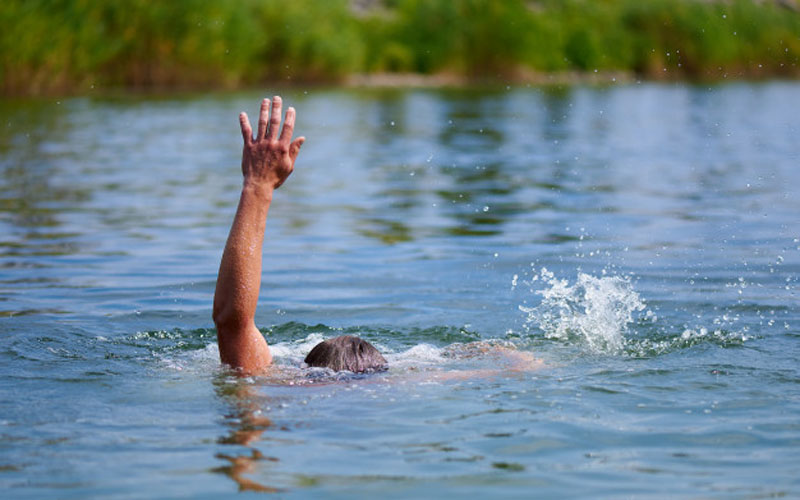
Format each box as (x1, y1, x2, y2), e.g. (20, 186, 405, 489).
(1, 83, 799, 498)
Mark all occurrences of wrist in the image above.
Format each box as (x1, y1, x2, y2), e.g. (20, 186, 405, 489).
(242, 181, 275, 201)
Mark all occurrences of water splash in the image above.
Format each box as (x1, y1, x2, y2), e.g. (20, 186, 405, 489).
(520, 268, 646, 354)
(518, 268, 754, 356)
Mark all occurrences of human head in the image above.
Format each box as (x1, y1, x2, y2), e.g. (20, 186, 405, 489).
(304, 335, 387, 373)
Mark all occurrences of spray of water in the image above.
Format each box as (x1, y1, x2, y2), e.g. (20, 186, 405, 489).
(518, 268, 753, 356)
(520, 268, 646, 354)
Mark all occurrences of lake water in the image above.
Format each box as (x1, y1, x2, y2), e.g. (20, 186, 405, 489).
(1, 83, 799, 498)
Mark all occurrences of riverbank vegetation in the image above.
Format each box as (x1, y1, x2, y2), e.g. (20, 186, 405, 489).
(1, 0, 799, 95)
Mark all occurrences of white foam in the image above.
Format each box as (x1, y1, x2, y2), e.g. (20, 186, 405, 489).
(268, 333, 327, 360)
(158, 343, 219, 373)
(156, 334, 325, 375)
(271, 335, 450, 370)
(521, 268, 646, 354)
(384, 343, 447, 369)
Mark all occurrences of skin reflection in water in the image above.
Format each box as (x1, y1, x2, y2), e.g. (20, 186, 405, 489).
(213, 377, 280, 493)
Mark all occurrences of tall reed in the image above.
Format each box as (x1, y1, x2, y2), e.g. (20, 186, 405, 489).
(1, 0, 798, 95)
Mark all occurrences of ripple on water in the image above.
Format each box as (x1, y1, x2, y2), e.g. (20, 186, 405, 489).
(1, 85, 799, 498)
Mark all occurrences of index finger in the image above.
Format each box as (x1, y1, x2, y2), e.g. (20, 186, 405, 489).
(279, 107, 296, 143)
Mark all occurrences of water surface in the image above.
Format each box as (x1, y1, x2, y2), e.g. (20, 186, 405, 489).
(1, 83, 799, 497)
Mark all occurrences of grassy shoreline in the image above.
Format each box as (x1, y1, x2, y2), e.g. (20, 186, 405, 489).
(2, 0, 799, 96)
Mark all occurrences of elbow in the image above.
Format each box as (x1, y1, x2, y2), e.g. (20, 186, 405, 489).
(212, 299, 225, 328)
(212, 300, 235, 331)
(212, 300, 248, 334)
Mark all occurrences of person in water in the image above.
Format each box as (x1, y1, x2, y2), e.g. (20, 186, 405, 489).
(212, 96, 386, 375)
(213, 96, 539, 377)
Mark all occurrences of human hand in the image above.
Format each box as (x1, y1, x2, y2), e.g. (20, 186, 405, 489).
(239, 96, 305, 190)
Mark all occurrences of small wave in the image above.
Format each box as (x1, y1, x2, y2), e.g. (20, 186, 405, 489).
(624, 327, 753, 358)
(120, 324, 471, 376)
(158, 343, 220, 373)
(384, 343, 447, 368)
(125, 327, 216, 352)
(268, 333, 327, 363)
(153, 331, 466, 376)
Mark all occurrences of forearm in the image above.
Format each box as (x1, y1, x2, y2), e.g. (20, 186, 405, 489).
(213, 183, 273, 328)
(213, 183, 274, 372)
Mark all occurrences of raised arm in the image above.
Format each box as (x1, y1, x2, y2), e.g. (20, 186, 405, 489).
(213, 96, 304, 374)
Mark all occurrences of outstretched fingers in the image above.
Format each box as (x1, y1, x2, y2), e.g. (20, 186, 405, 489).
(256, 98, 270, 141)
(267, 96, 282, 141)
(243, 97, 303, 161)
(239, 112, 253, 145)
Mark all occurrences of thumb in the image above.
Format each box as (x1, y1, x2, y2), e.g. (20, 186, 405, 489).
(289, 136, 305, 161)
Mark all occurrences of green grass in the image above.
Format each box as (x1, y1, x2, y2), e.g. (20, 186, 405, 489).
(1, 0, 799, 95)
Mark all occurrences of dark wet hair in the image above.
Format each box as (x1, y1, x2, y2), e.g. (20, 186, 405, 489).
(304, 335, 387, 373)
